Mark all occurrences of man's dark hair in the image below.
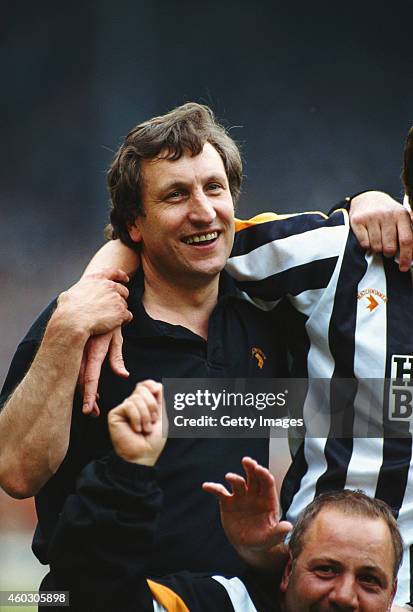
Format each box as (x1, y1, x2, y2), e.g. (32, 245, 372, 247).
(289, 489, 403, 580)
(402, 125, 413, 206)
(105, 102, 243, 248)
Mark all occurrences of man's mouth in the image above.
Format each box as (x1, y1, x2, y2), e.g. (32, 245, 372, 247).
(183, 231, 219, 245)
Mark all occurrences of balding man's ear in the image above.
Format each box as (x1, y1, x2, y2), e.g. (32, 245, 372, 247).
(279, 555, 293, 594)
(128, 220, 142, 244)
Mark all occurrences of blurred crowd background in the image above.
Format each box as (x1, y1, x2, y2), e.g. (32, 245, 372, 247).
(1, 0, 413, 603)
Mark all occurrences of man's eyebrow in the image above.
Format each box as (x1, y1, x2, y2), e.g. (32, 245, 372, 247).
(309, 556, 341, 567)
(205, 173, 227, 181)
(159, 174, 228, 194)
(159, 180, 188, 193)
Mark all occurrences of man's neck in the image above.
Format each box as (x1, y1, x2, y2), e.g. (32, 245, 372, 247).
(141, 263, 220, 340)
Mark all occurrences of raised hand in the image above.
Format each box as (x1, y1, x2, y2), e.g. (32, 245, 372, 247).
(108, 380, 166, 466)
(203, 457, 292, 572)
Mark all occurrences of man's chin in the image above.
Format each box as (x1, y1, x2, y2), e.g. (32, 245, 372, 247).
(176, 263, 225, 287)
(183, 257, 227, 277)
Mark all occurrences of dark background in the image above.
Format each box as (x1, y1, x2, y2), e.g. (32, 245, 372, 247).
(1, 0, 413, 382)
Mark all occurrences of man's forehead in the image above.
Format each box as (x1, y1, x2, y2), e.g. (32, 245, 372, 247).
(307, 507, 386, 536)
(141, 143, 227, 189)
(301, 508, 394, 566)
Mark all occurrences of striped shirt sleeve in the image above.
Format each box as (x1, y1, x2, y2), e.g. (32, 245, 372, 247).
(226, 209, 350, 314)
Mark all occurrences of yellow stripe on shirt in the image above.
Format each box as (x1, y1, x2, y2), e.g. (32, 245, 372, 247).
(147, 579, 190, 612)
(235, 210, 328, 232)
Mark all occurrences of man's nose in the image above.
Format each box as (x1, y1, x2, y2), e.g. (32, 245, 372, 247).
(188, 191, 217, 224)
(328, 575, 358, 610)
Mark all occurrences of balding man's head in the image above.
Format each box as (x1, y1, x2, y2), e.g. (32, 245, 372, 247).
(280, 490, 402, 611)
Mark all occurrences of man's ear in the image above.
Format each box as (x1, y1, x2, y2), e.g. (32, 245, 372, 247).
(279, 554, 293, 594)
(128, 219, 143, 244)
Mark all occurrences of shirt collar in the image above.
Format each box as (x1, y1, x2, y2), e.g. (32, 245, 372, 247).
(124, 268, 240, 340)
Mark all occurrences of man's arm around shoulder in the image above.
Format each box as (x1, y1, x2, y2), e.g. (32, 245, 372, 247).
(0, 270, 132, 498)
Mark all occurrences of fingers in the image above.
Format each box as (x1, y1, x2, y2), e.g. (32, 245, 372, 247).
(111, 397, 152, 435)
(396, 215, 413, 272)
(78, 350, 100, 416)
(365, 213, 413, 271)
(123, 401, 148, 434)
(380, 222, 398, 258)
(203, 457, 277, 503)
(82, 335, 111, 414)
(119, 380, 163, 432)
(242, 457, 277, 502)
(225, 473, 247, 497)
(351, 223, 370, 251)
(277, 521, 293, 537)
(133, 385, 159, 426)
(202, 482, 232, 500)
(87, 268, 132, 318)
(138, 380, 163, 405)
(109, 328, 129, 378)
(108, 382, 166, 466)
(90, 400, 100, 418)
(349, 192, 413, 271)
(364, 219, 382, 253)
(242, 457, 260, 496)
(90, 267, 130, 284)
(107, 280, 129, 301)
(86, 268, 131, 302)
(268, 521, 294, 547)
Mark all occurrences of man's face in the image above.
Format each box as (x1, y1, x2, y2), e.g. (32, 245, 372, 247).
(128, 142, 235, 286)
(281, 508, 397, 612)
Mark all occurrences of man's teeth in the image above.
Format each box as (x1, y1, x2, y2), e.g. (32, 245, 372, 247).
(185, 232, 218, 244)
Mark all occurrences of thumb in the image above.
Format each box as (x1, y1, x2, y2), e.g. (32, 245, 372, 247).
(268, 521, 293, 547)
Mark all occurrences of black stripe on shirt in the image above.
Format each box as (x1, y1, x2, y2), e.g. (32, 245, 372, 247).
(279, 304, 311, 519)
(316, 232, 367, 495)
(375, 257, 413, 517)
(236, 258, 338, 302)
(280, 442, 308, 520)
(232, 211, 345, 257)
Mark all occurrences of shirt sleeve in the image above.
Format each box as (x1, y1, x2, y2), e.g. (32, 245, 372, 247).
(47, 453, 162, 612)
(0, 300, 57, 409)
(227, 210, 350, 317)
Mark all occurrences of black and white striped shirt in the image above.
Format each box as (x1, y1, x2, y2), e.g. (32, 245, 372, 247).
(228, 208, 413, 606)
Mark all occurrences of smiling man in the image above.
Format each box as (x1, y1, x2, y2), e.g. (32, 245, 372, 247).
(0, 104, 289, 591)
(129, 142, 235, 285)
(124, 141, 236, 338)
(280, 494, 400, 611)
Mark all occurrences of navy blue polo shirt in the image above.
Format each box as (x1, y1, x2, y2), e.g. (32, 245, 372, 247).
(1, 269, 288, 577)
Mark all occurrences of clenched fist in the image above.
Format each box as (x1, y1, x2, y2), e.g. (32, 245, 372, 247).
(108, 380, 166, 466)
